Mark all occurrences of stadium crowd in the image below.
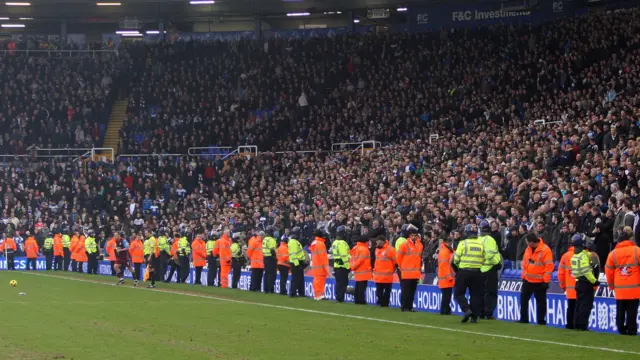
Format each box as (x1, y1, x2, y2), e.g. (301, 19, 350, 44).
(0, 7, 640, 279)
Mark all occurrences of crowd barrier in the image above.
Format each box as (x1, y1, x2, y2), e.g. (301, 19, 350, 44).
(2, 257, 637, 334)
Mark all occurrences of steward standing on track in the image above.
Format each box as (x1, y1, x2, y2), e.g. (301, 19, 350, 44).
(558, 234, 579, 329)
(53, 233, 64, 271)
(310, 230, 331, 300)
(231, 234, 246, 289)
(373, 235, 396, 307)
(213, 229, 232, 288)
(276, 237, 290, 295)
(350, 233, 372, 305)
(397, 224, 423, 312)
(177, 232, 191, 283)
(206, 233, 218, 287)
(24, 235, 38, 271)
(62, 233, 71, 271)
(331, 226, 351, 303)
(43, 235, 54, 270)
(519, 233, 553, 325)
(605, 226, 640, 336)
(247, 231, 264, 292)
(437, 236, 455, 315)
(129, 234, 145, 283)
(144, 233, 160, 288)
(262, 227, 278, 293)
(85, 231, 99, 275)
(0, 234, 17, 270)
(287, 227, 306, 298)
(191, 234, 207, 285)
(570, 234, 599, 331)
(478, 220, 502, 319)
(453, 224, 485, 323)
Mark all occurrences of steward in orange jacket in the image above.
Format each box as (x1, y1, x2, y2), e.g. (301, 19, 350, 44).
(605, 227, 640, 335)
(191, 235, 207, 285)
(0, 235, 17, 270)
(74, 234, 87, 273)
(247, 234, 264, 292)
(558, 245, 577, 329)
(438, 239, 455, 315)
(106, 237, 117, 275)
(350, 235, 372, 305)
(165, 238, 181, 283)
(373, 236, 396, 307)
(213, 231, 232, 288)
(519, 234, 554, 325)
(277, 240, 290, 295)
(23, 236, 38, 271)
(397, 224, 423, 312)
(70, 232, 79, 271)
(129, 236, 145, 281)
(53, 234, 64, 270)
(310, 234, 331, 300)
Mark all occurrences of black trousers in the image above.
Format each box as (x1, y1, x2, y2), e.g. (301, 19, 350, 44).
(263, 256, 277, 293)
(166, 263, 178, 282)
(520, 280, 547, 325)
(441, 287, 453, 315)
(290, 264, 305, 297)
(87, 253, 98, 274)
(483, 269, 499, 318)
(278, 265, 290, 295)
(134, 263, 142, 281)
(355, 280, 368, 304)
(45, 252, 53, 270)
(401, 279, 419, 310)
(71, 259, 77, 272)
(207, 256, 218, 286)
(231, 259, 242, 288)
(54, 255, 63, 270)
(574, 281, 595, 330)
(617, 299, 639, 335)
(376, 282, 392, 307)
(6, 253, 15, 270)
(110, 261, 116, 276)
(195, 266, 203, 284)
(63, 248, 71, 271)
(178, 255, 190, 283)
(566, 299, 576, 329)
(76, 261, 84, 273)
(160, 252, 169, 280)
(454, 269, 483, 318)
(26, 257, 36, 270)
(250, 268, 264, 292)
(334, 268, 349, 302)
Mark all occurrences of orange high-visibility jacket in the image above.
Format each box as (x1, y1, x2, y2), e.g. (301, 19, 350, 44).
(70, 235, 79, 260)
(171, 239, 180, 257)
(277, 242, 290, 268)
(106, 238, 116, 261)
(247, 236, 264, 269)
(24, 237, 39, 258)
(129, 239, 145, 264)
(437, 243, 455, 289)
(374, 241, 397, 283)
(350, 242, 371, 281)
(522, 239, 554, 283)
(310, 237, 330, 277)
(0, 237, 16, 253)
(191, 238, 207, 267)
(605, 240, 640, 300)
(213, 234, 232, 265)
(75, 235, 88, 262)
(558, 246, 576, 299)
(53, 235, 64, 256)
(397, 238, 423, 280)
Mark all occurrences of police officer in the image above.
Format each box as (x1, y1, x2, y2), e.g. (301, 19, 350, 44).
(62, 233, 71, 271)
(262, 227, 278, 293)
(571, 235, 599, 331)
(288, 227, 306, 298)
(177, 232, 191, 283)
(230, 233, 245, 289)
(478, 220, 502, 319)
(43, 235, 54, 270)
(453, 224, 486, 323)
(331, 226, 351, 303)
(206, 232, 218, 287)
(85, 230, 99, 274)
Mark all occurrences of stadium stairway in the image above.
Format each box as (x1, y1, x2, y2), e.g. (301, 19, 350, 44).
(102, 100, 128, 159)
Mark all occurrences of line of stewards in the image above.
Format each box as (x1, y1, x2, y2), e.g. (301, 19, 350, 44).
(206, 236, 218, 287)
(605, 227, 640, 336)
(519, 233, 554, 326)
(331, 227, 351, 303)
(213, 231, 232, 288)
(396, 224, 423, 312)
(569, 234, 600, 331)
(276, 239, 290, 295)
(24, 236, 38, 270)
(287, 228, 307, 298)
(1, 235, 18, 270)
(437, 237, 455, 315)
(53, 233, 64, 271)
(247, 233, 264, 292)
(191, 235, 207, 285)
(262, 230, 278, 294)
(129, 236, 145, 282)
(310, 233, 331, 300)
(373, 235, 396, 307)
(350, 235, 372, 305)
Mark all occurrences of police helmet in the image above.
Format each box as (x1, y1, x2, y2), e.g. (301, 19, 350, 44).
(570, 233, 585, 248)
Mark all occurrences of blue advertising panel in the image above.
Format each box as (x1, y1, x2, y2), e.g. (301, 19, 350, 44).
(3, 257, 636, 334)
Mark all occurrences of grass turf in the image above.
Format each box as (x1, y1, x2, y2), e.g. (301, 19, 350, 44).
(0, 271, 638, 360)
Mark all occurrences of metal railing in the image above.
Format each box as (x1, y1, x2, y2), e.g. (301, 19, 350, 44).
(187, 146, 234, 157)
(429, 134, 439, 144)
(117, 153, 183, 162)
(331, 140, 381, 154)
(0, 49, 118, 57)
(533, 119, 563, 126)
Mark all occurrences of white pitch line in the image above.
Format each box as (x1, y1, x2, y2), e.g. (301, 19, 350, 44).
(22, 272, 640, 356)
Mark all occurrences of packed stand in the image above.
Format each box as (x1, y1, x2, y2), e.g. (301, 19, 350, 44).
(0, 44, 129, 154)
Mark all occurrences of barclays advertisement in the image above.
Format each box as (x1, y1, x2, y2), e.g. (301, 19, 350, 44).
(411, 0, 581, 29)
(2, 257, 638, 334)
